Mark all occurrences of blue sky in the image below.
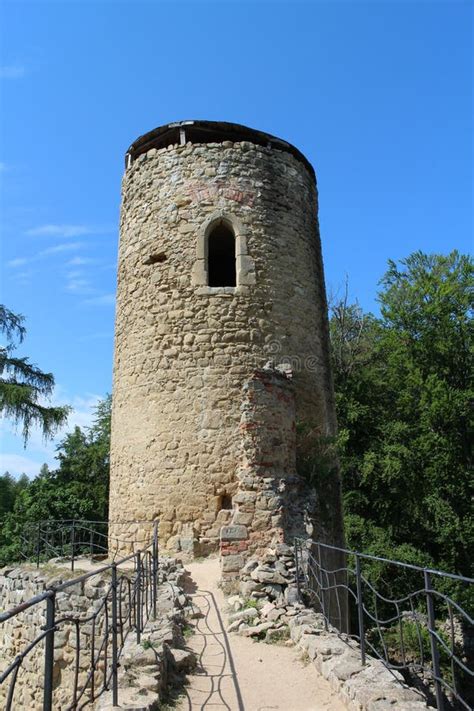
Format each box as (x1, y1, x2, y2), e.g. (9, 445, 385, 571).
(1, 0, 472, 477)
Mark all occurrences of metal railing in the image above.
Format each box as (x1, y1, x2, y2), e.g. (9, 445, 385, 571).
(19, 519, 154, 571)
(294, 538, 474, 711)
(0, 520, 159, 710)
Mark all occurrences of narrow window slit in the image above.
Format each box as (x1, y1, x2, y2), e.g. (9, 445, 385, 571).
(208, 224, 236, 287)
(218, 494, 233, 511)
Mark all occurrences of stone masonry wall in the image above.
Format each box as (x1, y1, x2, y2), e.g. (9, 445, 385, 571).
(0, 559, 189, 710)
(221, 367, 313, 579)
(0, 565, 108, 709)
(220, 367, 347, 631)
(110, 129, 343, 556)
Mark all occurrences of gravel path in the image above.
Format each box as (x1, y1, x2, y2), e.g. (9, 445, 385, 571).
(176, 557, 346, 711)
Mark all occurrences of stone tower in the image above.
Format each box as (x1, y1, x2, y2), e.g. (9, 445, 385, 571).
(109, 120, 344, 559)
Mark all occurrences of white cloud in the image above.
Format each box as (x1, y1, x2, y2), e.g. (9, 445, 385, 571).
(6, 247, 109, 298)
(11, 270, 33, 285)
(26, 224, 94, 238)
(39, 241, 86, 256)
(26, 224, 113, 238)
(67, 394, 103, 429)
(66, 278, 94, 294)
(0, 65, 25, 79)
(64, 268, 96, 295)
(83, 293, 116, 306)
(7, 257, 28, 267)
(7, 244, 87, 271)
(66, 256, 96, 266)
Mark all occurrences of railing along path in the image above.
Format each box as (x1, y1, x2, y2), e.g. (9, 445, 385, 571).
(294, 538, 474, 711)
(0, 520, 159, 710)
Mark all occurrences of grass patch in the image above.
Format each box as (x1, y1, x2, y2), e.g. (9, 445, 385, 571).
(265, 627, 290, 645)
(242, 598, 260, 610)
(300, 650, 311, 666)
(182, 623, 194, 640)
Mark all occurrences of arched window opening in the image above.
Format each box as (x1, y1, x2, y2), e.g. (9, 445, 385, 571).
(208, 224, 236, 287)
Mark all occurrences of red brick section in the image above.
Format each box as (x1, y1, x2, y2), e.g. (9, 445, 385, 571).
(187, 181, 255, 207)
(221, 541, 249, 556)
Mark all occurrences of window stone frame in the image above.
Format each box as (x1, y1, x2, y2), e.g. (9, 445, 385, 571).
(192, 210, 256, 293)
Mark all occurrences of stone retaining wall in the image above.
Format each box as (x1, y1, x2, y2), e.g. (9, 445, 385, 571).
(97, 560, 197, 710)
(0, 558, 190, 710)
(289, 613, 427, 710)
(0, 563, 107, 709)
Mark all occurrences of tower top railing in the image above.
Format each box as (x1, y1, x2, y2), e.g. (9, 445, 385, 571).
(125, 119, 316, 178)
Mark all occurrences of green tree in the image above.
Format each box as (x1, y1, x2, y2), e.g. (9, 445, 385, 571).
(0, 472, 17, 517)
(0, 471, 30, 518)
(0, 305, 70, 443)
(329, 288, 388, 511)
(0, 395, 111, 564)
(374, 251, 473, 573)
(330, 251, 473, 578)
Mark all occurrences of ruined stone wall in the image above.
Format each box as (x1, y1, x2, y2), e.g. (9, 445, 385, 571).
(0, 566, 107, 709)
(220, 367, 322, 580)
(0, 559, 189, 710)
(109, 128, 342, 554)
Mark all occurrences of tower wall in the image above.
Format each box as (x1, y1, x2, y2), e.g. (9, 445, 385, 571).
(109, 123, 342, 554)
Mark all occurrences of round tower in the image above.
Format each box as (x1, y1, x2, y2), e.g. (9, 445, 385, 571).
(109, 120, 343, 555)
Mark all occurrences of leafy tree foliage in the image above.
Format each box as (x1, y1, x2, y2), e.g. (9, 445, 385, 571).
(331, 251, 473, 579)
(0, 305, 70, 443)
(0, 472, 29, 518)
(0, 395, 111, 565)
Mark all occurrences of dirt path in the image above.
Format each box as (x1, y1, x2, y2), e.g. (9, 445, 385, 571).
(176, 557, 346, 711)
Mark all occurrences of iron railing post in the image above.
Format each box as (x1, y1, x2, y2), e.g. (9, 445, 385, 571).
(424, 570, 444, 711)
(317, 542, 329, 630)
(111, 563, 119, 707)
(43, 592, 55, 711)
(36, 522, 41, 568)
(71, 520, 75, 572)
(355, 554, 366, 665)
(294, 539, 301, 601)
(152, 521, 158, 619)
(90, 527, 94, 562)
(136, 551, 142, 643)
